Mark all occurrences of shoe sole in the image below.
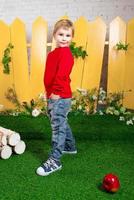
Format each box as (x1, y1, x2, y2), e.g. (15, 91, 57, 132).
(36, 165, 62, 176)
(62, 151, 77, 154)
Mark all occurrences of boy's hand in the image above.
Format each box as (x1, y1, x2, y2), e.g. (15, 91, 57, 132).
(50, 93, 60, 100)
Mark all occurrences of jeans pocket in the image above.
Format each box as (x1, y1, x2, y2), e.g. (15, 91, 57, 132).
(48, 98, 61, 113)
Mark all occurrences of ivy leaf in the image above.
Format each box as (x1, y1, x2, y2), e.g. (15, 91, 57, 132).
(69, 42, 88, 59)
(1, 43, 14, 74)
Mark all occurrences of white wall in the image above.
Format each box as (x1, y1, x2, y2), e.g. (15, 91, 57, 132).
(0, 0, 134, 41)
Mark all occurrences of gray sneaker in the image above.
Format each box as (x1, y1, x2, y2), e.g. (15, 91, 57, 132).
(36, 158, 62, 176)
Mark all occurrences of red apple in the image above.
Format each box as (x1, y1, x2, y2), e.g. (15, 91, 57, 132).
(102, 173, 120, 192)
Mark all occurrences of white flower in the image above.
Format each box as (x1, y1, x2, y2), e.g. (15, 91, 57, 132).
(98, 88, 106, 102)
(77, 88, 87, 96)
(32, 108, 41, 117)
(99, 110, 104, 115)
(114, 110, 120, 116)
(119, 116, 125, 121)
(120, 107, 126, 114)
(39, 93, 47, 101)
(71, 100, 76, 105)
(78, 105, 82, 110)
(99, 87, 106, 94)
(81, 90, 87, 96)
(126, 120, 133, 125)
(106, 107, 115, 115)
(77, 88, 84, 92)
(0, 104, 4, 110)
(98, 100, 103, 104)
(92, 95, 97, 100)
(132, 116, 134, 121)
(100, 91, 106, 95)
(12, 112, 19, 116)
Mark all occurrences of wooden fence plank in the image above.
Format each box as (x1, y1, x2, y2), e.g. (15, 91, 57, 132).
(30, 16, 47, 99)
(107, 17, 126, 93)
(82, 17, 106, 90)
(70, 16, 89, 91)
(0, 20, 14, 109)
(123, 18, 134, 109)
(10, 18, 30, 104)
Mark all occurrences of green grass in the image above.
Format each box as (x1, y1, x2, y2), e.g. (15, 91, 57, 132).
(0, 114, 134, 200)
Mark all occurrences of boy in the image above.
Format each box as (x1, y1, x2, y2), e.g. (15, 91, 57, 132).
(36, 19, 77, 176)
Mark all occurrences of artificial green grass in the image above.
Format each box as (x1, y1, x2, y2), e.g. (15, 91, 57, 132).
(0, 113, 134, 141)
(0, 114, 134, 200)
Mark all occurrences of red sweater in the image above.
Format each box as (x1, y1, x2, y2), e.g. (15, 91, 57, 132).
(44, 47, 74, 98)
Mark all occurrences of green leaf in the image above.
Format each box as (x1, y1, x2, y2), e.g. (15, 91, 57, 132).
(1, 43, 14, 74)
(69, 42, 88, 59)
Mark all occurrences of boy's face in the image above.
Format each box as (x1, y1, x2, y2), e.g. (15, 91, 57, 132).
(54, 27, 73, 48)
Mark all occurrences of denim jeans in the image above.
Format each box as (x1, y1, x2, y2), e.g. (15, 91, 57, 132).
(47, 98, 76, 161)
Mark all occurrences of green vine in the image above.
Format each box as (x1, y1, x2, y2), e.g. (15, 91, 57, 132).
(115, 41, 129, 51)
(5, 87, 21, 110)
(70, 42, 88, 59)
(2, 43, 14, 74)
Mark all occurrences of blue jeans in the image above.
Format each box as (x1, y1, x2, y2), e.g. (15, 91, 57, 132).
(47, 98, 76, 161)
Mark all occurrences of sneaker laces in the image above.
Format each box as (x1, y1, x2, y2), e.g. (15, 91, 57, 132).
(43, 158, 57, 168)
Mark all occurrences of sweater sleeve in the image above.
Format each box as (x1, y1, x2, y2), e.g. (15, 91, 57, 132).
(44, 53, 54, 88)
(52, 48, 73, 96)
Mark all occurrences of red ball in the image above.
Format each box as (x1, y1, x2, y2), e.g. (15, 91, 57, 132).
(102, 173, 120, 193)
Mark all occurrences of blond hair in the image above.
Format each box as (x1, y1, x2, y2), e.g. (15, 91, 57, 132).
(53, 19, 74, 37)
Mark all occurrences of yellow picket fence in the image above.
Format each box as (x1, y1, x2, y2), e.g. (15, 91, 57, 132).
(107, 17, 134, 109)
(0, 16, 134, 110)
